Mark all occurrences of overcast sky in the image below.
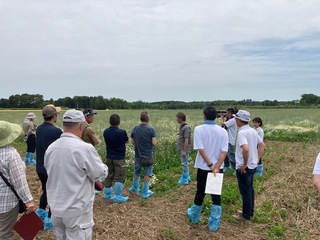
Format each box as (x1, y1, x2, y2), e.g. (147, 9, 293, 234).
(0, 0, 319, 102)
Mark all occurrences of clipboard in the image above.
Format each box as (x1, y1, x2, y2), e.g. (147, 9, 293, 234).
(13, 211, 44, 240)
(205, 173, 224, 195)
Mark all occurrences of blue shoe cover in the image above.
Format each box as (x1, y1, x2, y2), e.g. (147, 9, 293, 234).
(208, 205, 222, 232)
(28, 153, 36, 165)
(113, 182, 129, 203)
(255, 164, 264, 176)
(141, 182, 154, 199)
(36, 208, 48, 221)
(178, 172, 189, 185)
(187, 203, 202, 223)
(24, 152, 30, 164)
(129, 178, 140, 194)
(103, 187, 113, 199)
(44, 217, 53, 231)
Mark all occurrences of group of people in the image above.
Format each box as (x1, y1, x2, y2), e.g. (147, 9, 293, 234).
(1, 104, 319, 239)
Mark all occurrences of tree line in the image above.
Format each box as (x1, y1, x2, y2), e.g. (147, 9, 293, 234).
(0, 93, 319, 110)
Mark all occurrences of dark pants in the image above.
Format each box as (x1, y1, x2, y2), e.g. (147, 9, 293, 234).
(105, 159, 126, 187)
(26, 134, 36, 152)
(236, 168, 256, 220)
(194, 168, 223, 206)
(37, 172, 51, 218)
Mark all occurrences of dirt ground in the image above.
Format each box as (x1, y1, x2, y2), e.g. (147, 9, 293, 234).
(14, 141, 320, 239)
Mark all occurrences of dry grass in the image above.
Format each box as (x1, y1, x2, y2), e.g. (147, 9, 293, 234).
(13, 141, 320, 240)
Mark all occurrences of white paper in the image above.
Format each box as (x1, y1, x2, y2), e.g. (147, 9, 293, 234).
(205, 173, 224, 195)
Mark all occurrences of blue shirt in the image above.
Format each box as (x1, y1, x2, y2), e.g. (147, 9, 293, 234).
(103, 126, 128, 160)
(131, 124, 156, 157)
(35, 122, 62, 173)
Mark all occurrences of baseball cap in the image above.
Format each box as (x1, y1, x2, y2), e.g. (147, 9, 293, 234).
(63, 109, 85, 123)
(42, 104, 61, 118)
(83, 108, 97, 116)
(235, 110, 251, 122)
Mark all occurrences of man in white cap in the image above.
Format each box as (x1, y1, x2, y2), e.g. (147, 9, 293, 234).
(233, 110, 265, 221)
(44, 109, 108, 240)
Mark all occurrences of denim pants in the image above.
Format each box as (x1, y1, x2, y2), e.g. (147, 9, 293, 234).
(179, 150, 189, 172)
(224, 143, 235, 169)
(236, 168, 256, 220)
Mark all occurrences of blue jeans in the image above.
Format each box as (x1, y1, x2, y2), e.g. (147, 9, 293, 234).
(236, 168, 256, 220)
(224, 143, 235, 169)
(134, 157, 153, 177)
(179, 150, 189, 172)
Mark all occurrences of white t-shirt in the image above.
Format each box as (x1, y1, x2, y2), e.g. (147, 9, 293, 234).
(255, 127, 264, 141)
(313, 153, 320, 175)
(193, 123, 228, 170)
(224, 118, 237, 145)
(235, 125, 263, 170)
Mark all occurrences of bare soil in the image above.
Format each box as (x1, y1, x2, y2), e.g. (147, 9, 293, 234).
(14, 141, 320, 239)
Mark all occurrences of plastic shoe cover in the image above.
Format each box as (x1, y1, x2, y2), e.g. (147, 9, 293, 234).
(223, 165, 231, 172)
(24, 152, 30, 164)
(178, 172, 189, 185)
(255, 164, 264, 176)
(28, 153, 36, 165)
(129, 177, 140, 194)
(187, 203, 202, 224)
(141, 182, 154, 199)
(208, 205, 222, 232)
(36, 208, 48, 222)
(103, 187, 113, 200)
(113, 182, 129, 203)
(44, 217, 53, 231)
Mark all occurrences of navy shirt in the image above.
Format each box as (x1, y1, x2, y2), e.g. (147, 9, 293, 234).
(131, 124, 156, 157)
(35, 122, 62, 173)
(103, 126, 128, 160)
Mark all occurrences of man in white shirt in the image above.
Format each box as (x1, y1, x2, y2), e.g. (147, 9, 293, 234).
(233, 110, 264, 221)
(187, 106, 228, 232)
(45, 109, 108, 240)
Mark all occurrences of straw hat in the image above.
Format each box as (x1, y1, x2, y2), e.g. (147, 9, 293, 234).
(0, 121, 22, 147)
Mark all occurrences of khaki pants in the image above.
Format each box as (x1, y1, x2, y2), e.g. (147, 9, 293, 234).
(52, 210, 94, 240)
(0, 203, 19, 240)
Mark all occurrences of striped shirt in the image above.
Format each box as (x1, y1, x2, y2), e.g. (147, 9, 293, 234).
(0, 146, 33, 213)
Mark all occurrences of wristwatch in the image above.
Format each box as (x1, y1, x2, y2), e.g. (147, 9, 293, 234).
(207, 163, 213, 167)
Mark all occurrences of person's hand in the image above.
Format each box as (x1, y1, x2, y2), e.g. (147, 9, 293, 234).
(240, 165, 247, 174)
(212, 165, 220, 176)
(25, 201, 36, 214)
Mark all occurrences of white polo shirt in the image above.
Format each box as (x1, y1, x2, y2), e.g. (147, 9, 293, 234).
(235, 125, 263, 170)
(193, 123, 228, 170)
(313, 153, 320, 175)
(224, 118, 237, 145)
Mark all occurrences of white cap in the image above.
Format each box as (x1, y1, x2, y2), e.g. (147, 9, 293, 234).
(63, 109, 85, 123)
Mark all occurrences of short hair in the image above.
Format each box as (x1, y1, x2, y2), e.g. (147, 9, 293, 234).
(253, 117, 263, 127)
(203, 106, 217, 121)
(63, 121, 81, 128)
(176, 112, 186, 121)
(226, 108, 235, 114)
(44, 114, 55, 121)
(140, 111, 149, 122)
(110, 114, 120, 126)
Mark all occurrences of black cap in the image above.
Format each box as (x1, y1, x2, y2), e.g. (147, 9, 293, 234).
(83, 108, 97, 116)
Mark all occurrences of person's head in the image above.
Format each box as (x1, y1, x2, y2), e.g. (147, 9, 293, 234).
(63, 109, 86, 137)
(140, 111, 149, 123)
(226, 108, 235, 118)
(26, 112, 36, 121)
(253, 117, 263, 128)
(42, 104, 61, 122)
(110, 114, 120, 127)
(203, 106, 217, 121)
(0, 121, 22, 148)
(235, 110, 251, 127)
(176, 112, 186, 124)
(83, 108, 97, 124)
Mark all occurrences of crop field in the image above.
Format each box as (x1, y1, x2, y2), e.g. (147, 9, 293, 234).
(1, 108, 320, 239)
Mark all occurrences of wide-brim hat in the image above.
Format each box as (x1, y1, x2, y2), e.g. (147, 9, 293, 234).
(0, 121, 22, 147)
(26, 112, 36, 119)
